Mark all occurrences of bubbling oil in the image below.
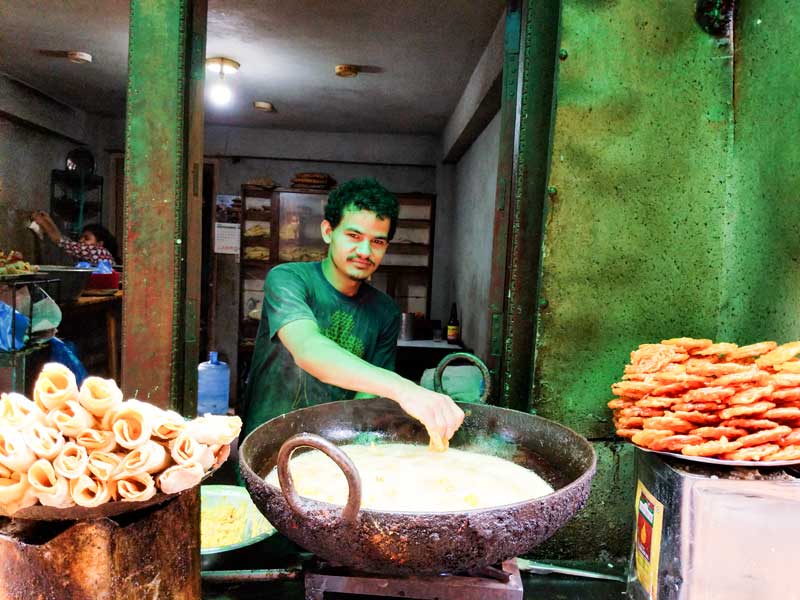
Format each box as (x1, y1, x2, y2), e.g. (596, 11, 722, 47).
(265, 443, 554, 512)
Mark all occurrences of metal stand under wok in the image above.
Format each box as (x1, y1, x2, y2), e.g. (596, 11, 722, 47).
(304, 558, 523, 600)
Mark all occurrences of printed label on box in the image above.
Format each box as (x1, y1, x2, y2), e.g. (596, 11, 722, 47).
(635, 480, 664, 599)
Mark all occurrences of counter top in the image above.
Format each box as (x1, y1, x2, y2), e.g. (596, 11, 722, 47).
(397, 339, 462, 349)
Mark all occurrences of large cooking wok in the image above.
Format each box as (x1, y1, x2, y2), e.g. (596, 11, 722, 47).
(239, 398, 596, 575)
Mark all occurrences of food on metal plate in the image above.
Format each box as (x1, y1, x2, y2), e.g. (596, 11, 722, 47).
(0, 363, 242, 515)
(609, 338, 800, 462)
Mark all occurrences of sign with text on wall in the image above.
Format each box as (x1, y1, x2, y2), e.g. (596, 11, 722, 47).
(214, 223, 240, 254)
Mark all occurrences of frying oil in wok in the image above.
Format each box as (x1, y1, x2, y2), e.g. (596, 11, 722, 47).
(265, 443, 554, 512)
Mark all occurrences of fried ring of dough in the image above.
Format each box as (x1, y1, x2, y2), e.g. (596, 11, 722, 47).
(631, 429, 674, 448)
(617, 416, 645, 428)
(671, 401, 725, 412)
(611, 381, 657, 399)
(763, 407, 800, 421)
(719, 401, 775, 420)
(692, 343, 738, 357)
(771, 388, 800, 402)
(774, 361, 800, 373)
(720, 418, 780, 430)
(650, 372, 707, 385)
(671, 411, 721, 425)
(681, 437, 742, 457)
(768, 373, 800, 388)
(615, 428, 642, 440)
(728, 386, 774, 405)
(619, 407, 665, 418)
(683, 387, 737, 403)
(661, 338, 713, 351)
(725, 342, 778, 361)
(735, 426, 792, 448)
(643, 415, 695, 433)
(649, 434, 704, 452)
(712, 368, 770, 387)
(779, 428, 800, 446)
(635, 396, 676, 409)
(690, 426, 748, 439)
(755, 342, 800, 369)
(685, 360, 750, 377)
(607, 398, 635, 410)
(767, 444, 800, 460)
(652, 382, 703, 396)
(721, 444, 781, 461)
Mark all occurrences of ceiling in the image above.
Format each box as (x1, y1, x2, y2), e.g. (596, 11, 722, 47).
(0, 0, 505, 134)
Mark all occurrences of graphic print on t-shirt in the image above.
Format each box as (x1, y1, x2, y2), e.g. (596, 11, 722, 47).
(321, 310, 365, 358)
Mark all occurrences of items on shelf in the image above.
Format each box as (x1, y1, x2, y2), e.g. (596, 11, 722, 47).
(290, 172, 337, 190)
(245, 177, 276, 189)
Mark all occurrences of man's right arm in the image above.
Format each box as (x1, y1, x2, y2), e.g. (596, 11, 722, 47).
(278, 319, 464, 449)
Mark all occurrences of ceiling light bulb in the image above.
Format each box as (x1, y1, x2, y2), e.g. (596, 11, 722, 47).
(209, 83, 232, 106)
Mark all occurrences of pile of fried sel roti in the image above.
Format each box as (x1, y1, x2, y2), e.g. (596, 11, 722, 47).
(610, 338, 800, 461)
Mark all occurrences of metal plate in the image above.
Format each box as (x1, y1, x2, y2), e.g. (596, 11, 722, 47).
(0, 465, 220, 521)
(636, 445, 800, 468)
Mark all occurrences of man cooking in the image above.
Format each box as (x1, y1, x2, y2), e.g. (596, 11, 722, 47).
(241, 178, 464, 450)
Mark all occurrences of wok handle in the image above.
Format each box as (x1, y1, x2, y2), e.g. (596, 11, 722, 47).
(276, 433, 362, 523)
(433, 352, 491, 404)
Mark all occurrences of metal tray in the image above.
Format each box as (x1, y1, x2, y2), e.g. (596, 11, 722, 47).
(0, 465, 220, 521)
(636, 445, 800, 468)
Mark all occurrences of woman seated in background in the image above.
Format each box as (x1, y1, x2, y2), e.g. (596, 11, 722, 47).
(31, 211, 119, 265)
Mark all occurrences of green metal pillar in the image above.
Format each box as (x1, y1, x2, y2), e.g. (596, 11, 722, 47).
(122, 0, 206, 415)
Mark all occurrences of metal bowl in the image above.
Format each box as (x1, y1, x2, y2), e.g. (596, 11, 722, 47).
(36, 266, 93, 304)
(200, 485, 275, 556)
(240, 398, 596, 575)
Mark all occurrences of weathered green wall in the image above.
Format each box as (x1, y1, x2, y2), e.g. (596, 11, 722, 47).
(720, 0, 800, 340)
(528, 0, 800, 562)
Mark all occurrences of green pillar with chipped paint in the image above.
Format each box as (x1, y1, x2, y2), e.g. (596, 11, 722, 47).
(122, 0, 206, 415)
(507, 0, 800, 562)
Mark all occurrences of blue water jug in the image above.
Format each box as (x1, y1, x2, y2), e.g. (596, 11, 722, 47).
(197, 351, 230, 415)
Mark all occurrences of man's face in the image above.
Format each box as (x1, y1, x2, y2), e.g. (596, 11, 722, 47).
(321, 207, 391, 281)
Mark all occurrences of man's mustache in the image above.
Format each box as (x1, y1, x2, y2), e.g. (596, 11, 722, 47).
(347, 255, 374, 265)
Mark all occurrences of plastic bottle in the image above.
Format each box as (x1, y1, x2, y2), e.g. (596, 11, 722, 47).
(197, 351, 230, 415)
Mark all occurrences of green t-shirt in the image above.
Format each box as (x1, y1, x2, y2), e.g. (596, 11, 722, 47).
(241, 261, 401, 438)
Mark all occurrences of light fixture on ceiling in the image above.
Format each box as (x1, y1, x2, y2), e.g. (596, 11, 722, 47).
(205, 56, 239, 107)
(253, 101, 276, 113)
(205, 57, 240, 75)
(335, 64, 360, 78)
(66, 51, 92, 64)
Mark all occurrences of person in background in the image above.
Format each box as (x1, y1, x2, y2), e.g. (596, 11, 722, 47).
(31, 211, 119, 265)
(241, 178, 464, 450)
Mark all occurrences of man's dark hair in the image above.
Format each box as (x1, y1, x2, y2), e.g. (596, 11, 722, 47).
(324, 178, 399, 240)
(82, 223, 120, 263)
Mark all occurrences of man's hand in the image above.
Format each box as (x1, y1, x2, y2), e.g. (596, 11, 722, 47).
(393, 381, 465, 452)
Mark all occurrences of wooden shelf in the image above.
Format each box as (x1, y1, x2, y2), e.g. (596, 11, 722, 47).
(387, 243, 430, 255)
(397, 219, 431, 229)
(245, 209, 272, 221)
(241, 185, 274, 199)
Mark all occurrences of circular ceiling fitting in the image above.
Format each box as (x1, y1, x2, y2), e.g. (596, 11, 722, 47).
(335, 64, 360, 78)
(67, 51, 92, 64)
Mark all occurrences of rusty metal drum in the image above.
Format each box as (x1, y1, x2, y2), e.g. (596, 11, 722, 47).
(240, 398, 596, 576)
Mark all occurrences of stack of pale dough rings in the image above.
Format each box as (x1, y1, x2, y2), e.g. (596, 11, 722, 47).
(0, 363, 241, 514)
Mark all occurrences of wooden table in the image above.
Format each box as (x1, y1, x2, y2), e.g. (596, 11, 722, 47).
(60, 291, 122, 380)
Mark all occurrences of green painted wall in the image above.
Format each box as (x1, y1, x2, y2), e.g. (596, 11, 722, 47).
(720, 0, 800, 340)
(526, 0, 800, 561)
